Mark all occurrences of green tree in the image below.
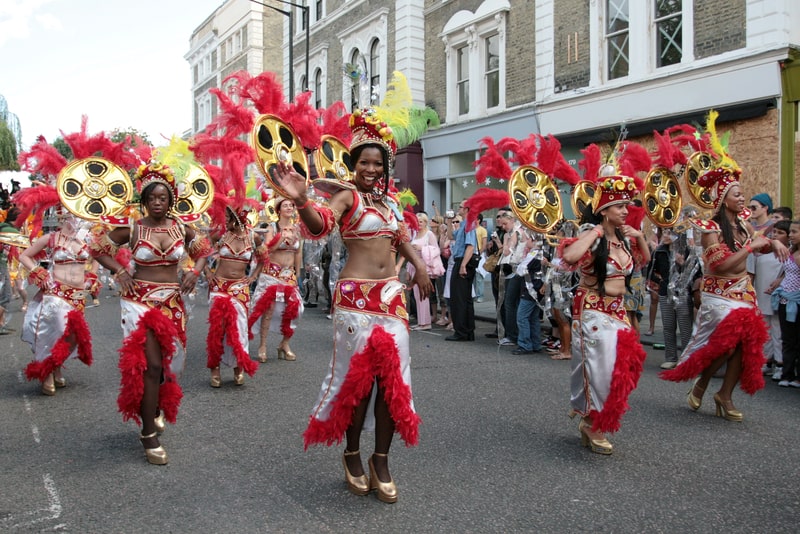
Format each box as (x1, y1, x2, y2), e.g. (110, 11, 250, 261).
(110, 127, 152, 147)
(0, 120, 20, 171)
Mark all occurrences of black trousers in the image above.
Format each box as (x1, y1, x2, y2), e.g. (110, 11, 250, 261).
(778, 303, 799, 381)
(449, 258, 475, 339)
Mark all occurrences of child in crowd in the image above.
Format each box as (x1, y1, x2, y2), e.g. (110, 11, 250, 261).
(767, 220, 800, 388)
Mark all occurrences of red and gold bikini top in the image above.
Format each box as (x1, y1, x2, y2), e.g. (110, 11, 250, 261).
(131, 219, 185, 267)
(217, 231, 254, 264)
(340, 189, 399, 241)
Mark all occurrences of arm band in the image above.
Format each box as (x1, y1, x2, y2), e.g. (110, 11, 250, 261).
(89, 232, 120, 259)
(187, 235, 213, 261)
(29, 265, 49, 290)
(704, 242, 733, 272)
(392, 221, 412, 249)
(298, 205, 336, 240)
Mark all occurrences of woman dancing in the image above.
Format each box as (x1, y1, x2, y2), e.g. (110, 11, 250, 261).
(660, 116, 787, 419)
(205, 206, 263, 386)
(559, 148, 650, 455)
(273, 107, 433, 502)
(92, 160, 211, 465)
(249, 196, 303, 362)
(20, 211, 94, 395)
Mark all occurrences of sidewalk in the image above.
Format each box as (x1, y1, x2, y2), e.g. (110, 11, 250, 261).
(472, 281, 667, 348)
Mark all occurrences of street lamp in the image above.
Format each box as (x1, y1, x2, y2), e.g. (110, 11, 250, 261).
(250, 0, 310, 101)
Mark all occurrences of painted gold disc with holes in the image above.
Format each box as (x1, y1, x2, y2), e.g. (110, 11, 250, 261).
(684, 152, 715, 209)
(56, 157, 133, 221)
(173, 163, 214, 217)
(315, 135, 353, 181)
(508, 165, 562, 233)
(252, 114, 309, 198)
(570, 180, 596, 220)
(643, 166, 682, 228)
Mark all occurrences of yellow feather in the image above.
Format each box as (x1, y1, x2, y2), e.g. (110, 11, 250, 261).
(375, 71, 411, 131)
(705, 110, 740, 172)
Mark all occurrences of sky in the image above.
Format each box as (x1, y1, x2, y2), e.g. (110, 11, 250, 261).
(0, 0, 225, 153)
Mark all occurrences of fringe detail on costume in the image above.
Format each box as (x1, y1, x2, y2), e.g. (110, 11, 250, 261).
(589, 328, 647, 434)
(117, 308, 183, 425)
(207, 296, 258, 376)
(303, 326, 420, 449)
(660, 307, 767, 394)
(248, 284, 301, 339)
(24, 310, 93, 382)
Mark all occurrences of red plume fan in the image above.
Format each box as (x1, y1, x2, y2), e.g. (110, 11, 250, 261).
(101, 134, 143, 170)
(554, 155, 581, 186)
(205, 87, 255, 138)
(403, 208, 420, 234)
(666, 124, 708, 153)
(10, 185, 60, 234)
(619, 141, 651, 178)
(579, 144, 603, 182)
(473, 137, 512, 185)
(18, 136, 68, 178)
(283, 91, 322, 150)
(61, 115, 112, 159)
(319, 101, 352, 145)
(463, 188, 510, 230)
(626, 202, 646, 230)
(507, 134, 537, 166)
(226, 71, 287, 116)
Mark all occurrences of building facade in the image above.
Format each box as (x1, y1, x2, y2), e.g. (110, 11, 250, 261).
(422, 0, 800, 213)
(185, 0, 284, 136)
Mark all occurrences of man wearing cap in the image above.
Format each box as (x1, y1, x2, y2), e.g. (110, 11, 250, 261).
(746, 193, 783, 378)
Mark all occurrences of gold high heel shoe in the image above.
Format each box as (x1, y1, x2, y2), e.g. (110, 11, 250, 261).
(210, 367, 221, 388)
(233, 368, 244, 386)
(140, 432, 168, 465)
(368, 453, 398, 503)
(41, 374, 56, 396)
(154, 411, 166, 435)
(342, 449, 369, 496)
(687, 378, 705, 411)
(277, 346, 297, 361)
(713, 393, 743, 422)
(257, 347, 268, 363)
(578, 419, 613, 455)
(54, 376, 66, 388)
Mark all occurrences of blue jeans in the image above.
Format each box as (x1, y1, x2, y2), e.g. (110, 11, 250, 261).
(516, 298, 542, 351)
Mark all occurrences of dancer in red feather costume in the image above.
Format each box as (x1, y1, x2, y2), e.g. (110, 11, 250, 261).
(659, 112, 789, 420)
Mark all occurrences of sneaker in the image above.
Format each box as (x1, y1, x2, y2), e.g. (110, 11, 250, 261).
(778, 380, 790, 387)
(790, 380, 800, 388)
(772, 367, 783, 381)
(762, 363, 774, 375)
(498, 337, 516, 346)
(660, 361, 678, 369)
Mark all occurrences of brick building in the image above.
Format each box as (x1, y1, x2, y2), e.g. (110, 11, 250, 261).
(187, 0, 800, 213)
(423, 0, 800, 214)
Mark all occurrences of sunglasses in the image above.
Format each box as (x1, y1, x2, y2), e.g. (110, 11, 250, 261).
(748, 205, 761, 210)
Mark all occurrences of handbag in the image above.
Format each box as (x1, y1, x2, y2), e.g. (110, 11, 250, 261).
(483, 250, 501, 272)
(421, 245, 446, 277)
(466, 254, 480, 270)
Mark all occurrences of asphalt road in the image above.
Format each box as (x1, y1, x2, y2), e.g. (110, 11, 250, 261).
(1, 286, 797, 533)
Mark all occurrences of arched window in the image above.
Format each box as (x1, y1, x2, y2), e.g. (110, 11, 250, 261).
(314, 69, 323, 109)
(350, 49, 363, 111)
(369, 39, 381, 100)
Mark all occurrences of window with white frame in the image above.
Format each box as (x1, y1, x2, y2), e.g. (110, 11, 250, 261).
(315, 0, 323, 22)
(442, 1, 508, 122)
(369, 39, 381, 98)
(654, 0, 682, 67)
(197, 94, 212, 131)
(596, 0, 692, 83)
(485, 33, 500, 109)
(605, 0, 629, 80)
(457, 46, 470, 115)
(314, 69, 323, 109)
